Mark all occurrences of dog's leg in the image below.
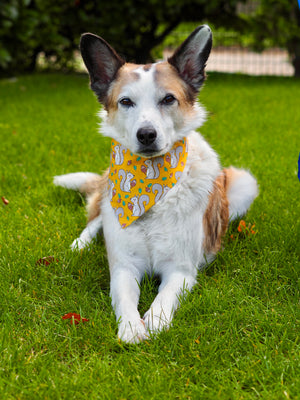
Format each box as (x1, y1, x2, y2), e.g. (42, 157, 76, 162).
(101, 197, 150, 344)
(71, 214, 102, 250)
(143, 271, 197, 334)
(110, 265, 148, 343)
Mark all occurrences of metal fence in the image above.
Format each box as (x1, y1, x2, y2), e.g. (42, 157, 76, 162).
(207, 46, 293, 76)
(163, 45, 293, 77)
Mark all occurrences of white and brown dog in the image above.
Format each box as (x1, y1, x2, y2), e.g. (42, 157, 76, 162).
(54, 26, 258, 343)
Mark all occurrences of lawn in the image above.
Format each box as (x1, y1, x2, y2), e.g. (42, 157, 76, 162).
(0, 72, 299, 399)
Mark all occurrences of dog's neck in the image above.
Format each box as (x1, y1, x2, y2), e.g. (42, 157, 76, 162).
(108, 138, 188, 228)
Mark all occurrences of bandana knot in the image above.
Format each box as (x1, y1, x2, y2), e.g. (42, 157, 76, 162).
(108, 138, 188, 228)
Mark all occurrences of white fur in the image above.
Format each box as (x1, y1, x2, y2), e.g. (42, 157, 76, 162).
(54, 30, 258, 343)
(53, 172, 99, 191)
(99, 131, 221, 342)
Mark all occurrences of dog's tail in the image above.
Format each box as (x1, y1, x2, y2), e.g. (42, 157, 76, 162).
(224, 167, 258, 221)
(53, 171, 108, 196)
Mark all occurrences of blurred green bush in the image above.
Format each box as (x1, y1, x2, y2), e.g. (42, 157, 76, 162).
(1, 0, 299, 76)
(0, 0, 244, 76)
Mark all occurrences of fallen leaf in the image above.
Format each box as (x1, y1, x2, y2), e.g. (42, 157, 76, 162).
(62, 313, 89, 325)
(237, 219, 247, 232)
(237, 220, 257, 236)
(2, 196, 9, 205)
(36, 256, 59, 266)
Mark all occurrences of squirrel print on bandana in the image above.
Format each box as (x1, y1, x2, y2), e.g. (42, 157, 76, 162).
(109, 138, 188, 228)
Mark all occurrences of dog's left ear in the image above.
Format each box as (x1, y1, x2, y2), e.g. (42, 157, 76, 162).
(168, 25, 212, 93)
(80, 33, 125, 103)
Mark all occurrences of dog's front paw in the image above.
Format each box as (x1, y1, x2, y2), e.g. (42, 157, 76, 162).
(118, 319, 148, 344)
(71, 236, 92, 251)
(143, 309, 171, 334)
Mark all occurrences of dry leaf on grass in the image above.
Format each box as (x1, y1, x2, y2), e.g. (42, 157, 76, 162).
(36, 256, 59, 266)
(62, 313, 89, 325)
(2, 196, 9, 205)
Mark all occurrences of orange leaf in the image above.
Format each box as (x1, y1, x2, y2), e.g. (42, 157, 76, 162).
(36, 256, 59, 266)
(237, 220, 247, 232)
(62, 312, 89, 325)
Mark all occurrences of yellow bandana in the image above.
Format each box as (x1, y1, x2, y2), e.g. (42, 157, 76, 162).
(108, 138, 188, 228)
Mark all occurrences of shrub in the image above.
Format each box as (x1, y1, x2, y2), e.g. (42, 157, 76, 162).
(0, 0, 244, 75)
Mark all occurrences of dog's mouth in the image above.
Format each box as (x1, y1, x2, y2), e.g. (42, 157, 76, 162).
(136, 144, 169, 158)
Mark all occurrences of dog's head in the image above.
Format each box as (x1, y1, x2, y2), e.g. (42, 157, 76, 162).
(80, 26, 212, 157)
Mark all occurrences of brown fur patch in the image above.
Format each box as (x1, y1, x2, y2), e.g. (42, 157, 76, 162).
(106, 63, 140, 115)
(143, 64, 152, 71)
(78, 169, 109, 222)
(107, 61, 197, 122)
(79, 169, 109, 196)
(203, 170, 230, 254)
(155, 62, 197, 108)
(87, 191, 103, 222)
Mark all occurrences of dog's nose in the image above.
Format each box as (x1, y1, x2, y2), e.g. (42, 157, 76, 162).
(137, 127, 157, 146)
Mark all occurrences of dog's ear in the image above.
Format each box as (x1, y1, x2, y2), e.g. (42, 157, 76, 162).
(80, 33, 125, 103)
(168, 25, 212, 93)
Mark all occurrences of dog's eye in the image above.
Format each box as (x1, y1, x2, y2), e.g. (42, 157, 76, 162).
(161, 94, 176, 106)
(119, 97, 134, 107)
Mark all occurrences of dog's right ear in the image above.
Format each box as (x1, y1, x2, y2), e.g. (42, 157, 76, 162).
(80, 33, 125, 103)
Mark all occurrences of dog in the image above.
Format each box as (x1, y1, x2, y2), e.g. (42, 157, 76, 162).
(54, 25, 258, 343)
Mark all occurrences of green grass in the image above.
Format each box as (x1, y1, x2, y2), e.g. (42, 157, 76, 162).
(0, 72, 299, 399)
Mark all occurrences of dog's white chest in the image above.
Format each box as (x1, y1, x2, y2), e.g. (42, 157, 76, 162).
(101, 132, 221, 275)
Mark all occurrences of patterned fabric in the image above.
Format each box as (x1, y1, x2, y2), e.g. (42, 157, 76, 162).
(108, 138, 188, 228)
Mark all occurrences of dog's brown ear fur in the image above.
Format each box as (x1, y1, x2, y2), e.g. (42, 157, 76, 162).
(168, 25, 212, 95)
(80, 33, 125, 104)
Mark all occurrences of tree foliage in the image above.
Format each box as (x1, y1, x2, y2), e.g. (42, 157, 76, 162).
(0, 0, 244, 75)
(242, 0, 300, 76)
(2, 0, 299, 77)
